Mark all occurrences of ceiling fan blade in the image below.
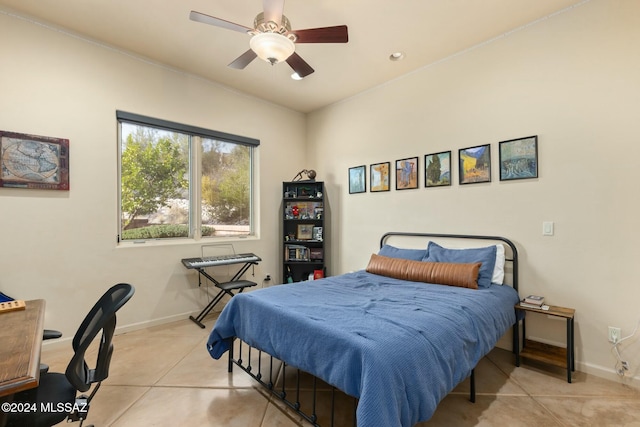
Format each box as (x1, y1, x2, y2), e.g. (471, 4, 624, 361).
(286, 52, 314, 78)
(228, 49, 258, 69)
(263, 0, 285, 24)
(293, 25, 348, 43)
(189, 11, 252, 34)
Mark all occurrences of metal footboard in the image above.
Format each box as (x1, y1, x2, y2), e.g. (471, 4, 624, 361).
(228, 338, 476, 426)
(228, 338, 357, 427)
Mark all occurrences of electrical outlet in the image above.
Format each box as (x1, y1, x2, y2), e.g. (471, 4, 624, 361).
(609, 326, 621, 343)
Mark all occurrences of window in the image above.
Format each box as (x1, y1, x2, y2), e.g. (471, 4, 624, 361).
(117, 111, 259, 242)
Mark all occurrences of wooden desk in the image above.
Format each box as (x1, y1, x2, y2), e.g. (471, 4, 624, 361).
(0, 299, 45, 396)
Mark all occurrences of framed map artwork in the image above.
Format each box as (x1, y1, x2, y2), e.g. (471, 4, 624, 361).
(0, 131, 69, 190)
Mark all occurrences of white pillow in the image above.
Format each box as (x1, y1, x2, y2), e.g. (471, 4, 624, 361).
(492, 244, 505, 285)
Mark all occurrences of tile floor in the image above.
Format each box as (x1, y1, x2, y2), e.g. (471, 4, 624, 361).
(41, 315, 640, 427)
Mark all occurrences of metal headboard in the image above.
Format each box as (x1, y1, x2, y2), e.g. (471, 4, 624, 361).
(380, 232, 518, 292)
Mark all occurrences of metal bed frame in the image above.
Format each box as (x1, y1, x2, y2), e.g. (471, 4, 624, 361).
(226, 232, 519, 426)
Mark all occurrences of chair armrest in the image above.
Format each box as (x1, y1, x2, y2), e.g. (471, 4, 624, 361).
(43, 329, 62, 340)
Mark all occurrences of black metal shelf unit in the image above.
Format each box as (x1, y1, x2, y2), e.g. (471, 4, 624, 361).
(282, 181, 325, 283)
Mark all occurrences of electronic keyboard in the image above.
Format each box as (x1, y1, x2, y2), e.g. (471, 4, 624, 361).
(181, 253, 261, 269)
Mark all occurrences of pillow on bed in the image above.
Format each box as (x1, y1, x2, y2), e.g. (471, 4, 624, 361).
(424, 243, 506, 284)
(424, 242, 496, 288)
(378, 244, 427, 261)
(366, 253, 480, 289)
(492, 243, 506, 284)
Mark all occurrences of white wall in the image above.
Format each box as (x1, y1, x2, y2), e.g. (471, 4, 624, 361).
(0, 11, 306, 336)
(308, 0, 640, 383)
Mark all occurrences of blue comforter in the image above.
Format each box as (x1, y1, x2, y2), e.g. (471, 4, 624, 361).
(207, 270, 519, 427)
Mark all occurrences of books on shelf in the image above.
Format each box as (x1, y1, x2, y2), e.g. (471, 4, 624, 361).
(519, 302, 545, 309)
(285, 245, 310, 262)
(520, 294, 544, 308)
(524, 295, 544, 304)
(309, 247, 324, 260)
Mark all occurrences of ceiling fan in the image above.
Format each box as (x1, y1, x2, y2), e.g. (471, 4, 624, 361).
(190, 0, 348, 78)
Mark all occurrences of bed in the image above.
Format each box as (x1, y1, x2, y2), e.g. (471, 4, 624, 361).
(206, 232, 520, 427)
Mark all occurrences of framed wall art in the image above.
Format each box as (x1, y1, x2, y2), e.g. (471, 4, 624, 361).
(348, 165, 366, 194)
(499, 135, 538, 181)
(395, 157, 418, 190)
(459, 144, 491, 185)
(424, 151, 451, 187)
(297, 224, 314, 240)
(0, 130, 70, 190)
(370, 161, 390, 192)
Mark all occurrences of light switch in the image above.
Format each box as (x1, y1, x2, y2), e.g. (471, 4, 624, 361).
(542, 221, 554, 236)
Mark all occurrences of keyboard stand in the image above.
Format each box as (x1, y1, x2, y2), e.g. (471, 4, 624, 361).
(188, 260, 258, 328)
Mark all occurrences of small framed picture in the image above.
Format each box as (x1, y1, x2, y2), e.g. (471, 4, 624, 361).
(298, 186, 317, 198)
(370, 162, 390, 192)
(297, 224, 314, 240)
(499, 136, 538, 181)
(395, 157, 418, 190)
(424, 151, 451, 187)
(312, 226, 323, 241)
(459, 144, 491, 184)
(348, 165, 366, 194)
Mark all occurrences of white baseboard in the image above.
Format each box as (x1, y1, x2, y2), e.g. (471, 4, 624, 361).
(41, 310, 216, 351)
(577, 361, 640, 389)
(115, 311, 197, 334)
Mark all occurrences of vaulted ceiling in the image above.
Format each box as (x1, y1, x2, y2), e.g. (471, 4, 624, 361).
(0, 0, 586, 113)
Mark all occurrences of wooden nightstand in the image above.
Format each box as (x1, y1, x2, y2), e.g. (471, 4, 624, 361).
(514, 303, 575, 383)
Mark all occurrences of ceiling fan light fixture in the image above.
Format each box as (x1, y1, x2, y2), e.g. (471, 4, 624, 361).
(250, 32, 295, 65)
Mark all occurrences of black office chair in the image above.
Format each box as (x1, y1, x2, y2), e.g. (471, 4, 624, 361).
(7, 283, 135, 427)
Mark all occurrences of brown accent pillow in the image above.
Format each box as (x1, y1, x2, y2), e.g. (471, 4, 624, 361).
(366, 253, 481, 289)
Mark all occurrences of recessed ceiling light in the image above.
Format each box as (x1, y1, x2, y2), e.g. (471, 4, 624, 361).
(389, 52, 405, 61)
(291, 72, 303, 80)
